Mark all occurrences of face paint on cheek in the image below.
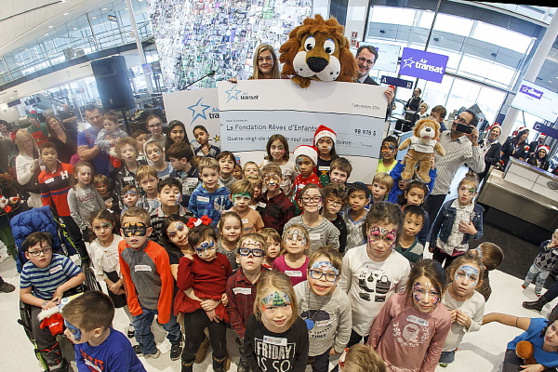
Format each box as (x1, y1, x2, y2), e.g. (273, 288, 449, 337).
(287, 229, 306, 246)
(121, 222, 147, 237)
(456, 265, 479, 287)
(64, 319, 82, 341)
(195, 241, 215, 257)
(311, 261, 339, 276)
(261, 291, 291, 310)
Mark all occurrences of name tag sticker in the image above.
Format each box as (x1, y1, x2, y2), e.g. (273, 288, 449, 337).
(407, 314, 429, 327)
(242, 218, 249, 224)
(49, 265, 62, 275)
(318, 166, 330, 172)
(285, 270, 302, 277)
(233, 287, 252, 295)
(309, 233, 320, 240)
(45, 178, 54, 184)
(197, 196, 210, 203)
(258, 202, 267, 209)
(263, 335, 287, 346)
(123, 176, 134, 182)
(134, 265, 152, 272)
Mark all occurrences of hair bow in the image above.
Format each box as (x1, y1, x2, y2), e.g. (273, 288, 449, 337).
(187, 215, 213, 228)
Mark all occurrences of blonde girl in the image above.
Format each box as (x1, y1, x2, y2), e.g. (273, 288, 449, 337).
(428, 172, 484, 268)
(368, 259, 451, 372)
(67, 162, 106, 239)
(243, 161, 262, 180)
(261, 134, 296, 195)
(439, 250, 485, 367)
(244, 270, 309, 371)
(217, 211, 244, 270)
(273, 223, 310, 286)
(15, 129, 41, 208)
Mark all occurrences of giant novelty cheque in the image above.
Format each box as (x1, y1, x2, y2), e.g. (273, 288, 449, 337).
(217, 79, 388, 157)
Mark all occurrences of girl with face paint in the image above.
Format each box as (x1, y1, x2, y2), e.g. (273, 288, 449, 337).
(313, 125, 339, 186)
(261, 134, 297, 196)
(367, 259, 451, 372)
(439, 250, 486, 367)
(273, 224, 311, 287)
(244, 270, 309, 372)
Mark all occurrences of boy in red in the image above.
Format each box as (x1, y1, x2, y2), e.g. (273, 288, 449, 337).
(118, 207, 183, 360)
(177, 224, 232, 372)
(226, 233, 268, 372)
(38, 141, 87, 261)
(291, 144, 321, 205)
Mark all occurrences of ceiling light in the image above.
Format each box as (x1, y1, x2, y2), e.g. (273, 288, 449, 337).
(102, 8, 107, 10)
(48, 25, 53, 28)
(64, 12, 69, 15)
(45, 33, 49, 36)
(92, 16, 97, 19)
(73, 27, 77, 31)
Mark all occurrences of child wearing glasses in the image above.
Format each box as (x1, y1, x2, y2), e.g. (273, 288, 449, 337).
(19, 231, 85, 371)
(118, 207, 183, 360)
(226, 233, 269, 372)
(284, 183, 340, 254)
(176, 224, 232, 372)
(294, 246, 352, 372)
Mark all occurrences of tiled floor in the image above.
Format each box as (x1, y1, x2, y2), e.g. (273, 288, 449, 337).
(2, 231, 556, 372)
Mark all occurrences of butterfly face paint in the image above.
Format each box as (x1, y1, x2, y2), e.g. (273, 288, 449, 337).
(367, 226, 397, 248)
(121, 222, 147, 237)
(455, 265, 480, 287)
(195, 240, 216, 257)
(261, 291, 291, 311)
(413, 282, 440, 305)
(64, 319, 82, 342)
(285, 228, 306, 247)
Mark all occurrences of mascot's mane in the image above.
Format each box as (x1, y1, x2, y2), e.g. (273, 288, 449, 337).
(279, 14, 356, 87)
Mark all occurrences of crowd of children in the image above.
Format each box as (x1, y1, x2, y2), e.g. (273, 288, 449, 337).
(13, 116, 558, 372)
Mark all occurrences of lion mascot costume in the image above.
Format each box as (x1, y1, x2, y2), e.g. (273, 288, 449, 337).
(279, 14, 357, 88)
(398, 118, 446, 183)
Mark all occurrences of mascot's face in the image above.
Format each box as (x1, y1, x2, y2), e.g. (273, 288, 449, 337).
(414, 119, 440, 142)
(293, 32, 342, 82)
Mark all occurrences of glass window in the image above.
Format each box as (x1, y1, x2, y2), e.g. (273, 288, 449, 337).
(434, 13, 473, 37)
(370, 6, 417, 26)
(471, 22, 532, 53)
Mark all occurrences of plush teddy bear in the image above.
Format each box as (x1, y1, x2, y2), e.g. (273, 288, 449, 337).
(515, 340, 537, 365)
(398, 118, 446, 183)
(279, 14, 357, 88)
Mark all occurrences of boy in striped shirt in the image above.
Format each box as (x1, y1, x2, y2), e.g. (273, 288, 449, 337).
(19, 231, 85, 371)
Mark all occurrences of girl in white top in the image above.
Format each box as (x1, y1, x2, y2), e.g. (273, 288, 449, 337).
(88, 209, 134, 336)
(260, 134, 297, 196)
(439, 249, 485, 367)
(15, 129, 42, 208)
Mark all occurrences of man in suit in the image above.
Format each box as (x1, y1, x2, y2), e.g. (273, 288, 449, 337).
(354, 45, 395, 105)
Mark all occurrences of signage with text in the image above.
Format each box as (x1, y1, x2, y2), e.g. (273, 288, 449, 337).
(399, 47, 448, 83)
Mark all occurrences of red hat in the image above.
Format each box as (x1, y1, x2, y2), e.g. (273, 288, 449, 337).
(513, 126, 529, 136)
(488, 123, 501, 130)
(293, 145, 318, 165)
(537, 145, 550, 154)
(313, 125, 337, 146)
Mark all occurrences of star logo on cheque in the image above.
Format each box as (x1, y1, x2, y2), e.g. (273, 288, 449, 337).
(402, 57, 415, 69)
(225, 86, 243, 103)
(187, 98, 211, 124)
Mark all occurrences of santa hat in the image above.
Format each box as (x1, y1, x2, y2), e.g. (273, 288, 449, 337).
(293, 145, 318, 165)
(488, 123, 501, 131)
(513, 126, 529, 136)
(537, 145, 550, 154)
(313, 125, 337, 146)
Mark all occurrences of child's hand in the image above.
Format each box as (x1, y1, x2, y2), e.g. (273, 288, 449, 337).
(455, 310, 472, 329)
(430, 155, 436, 170)
(52, 288, 65, 304)
(329, 348, 338, 356)
(458, 221, 477, 235)
(227, 78, 238, 84)
(42, 299, 58, 310)
(205, 309, 221, 323)
(428, 245, 436, 253)
(200, 298, 219, 311)
(519, 363, 545, 372)
(221, 293, 228, 307)
(402, 153, 412, 165)
(104, 199, 112, 208)
(449, 309, 458, 323)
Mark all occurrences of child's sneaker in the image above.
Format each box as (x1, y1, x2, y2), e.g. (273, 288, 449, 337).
(521, 284, 527, 289)
(127, 324, 135, 338)
(170, 342, 183, 361)
(133, 345, 142, 355)
(536, 292, 542, 297)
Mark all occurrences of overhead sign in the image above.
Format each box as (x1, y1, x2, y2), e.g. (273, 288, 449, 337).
(380, 76, 413, 89)
(533, 122, 558, 140)
(398, 47, 448, 83)
(511, 80, 558, 123)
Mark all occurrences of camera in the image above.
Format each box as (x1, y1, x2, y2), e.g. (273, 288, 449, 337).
(455, 123, 473, 134)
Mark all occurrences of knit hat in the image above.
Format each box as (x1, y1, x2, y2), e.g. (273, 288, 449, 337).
(313, 125, 337, 146)
(537, 145, 550, 154)
(293, 145, 318, 165)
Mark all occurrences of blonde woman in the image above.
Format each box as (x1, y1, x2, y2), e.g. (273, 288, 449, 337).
(15, 129, 41, 208)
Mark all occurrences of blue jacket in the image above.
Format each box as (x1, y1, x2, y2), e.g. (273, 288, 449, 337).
(188, 184, 232, 226)
(429, 199, 484, 247)
(387, 162, 436, 204)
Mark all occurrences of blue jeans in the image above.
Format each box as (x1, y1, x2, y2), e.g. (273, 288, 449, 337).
(439, 349, 456, 364)
(523, 264, 550, 294)
(308, 349, 330, 372)
(133, 307, 182, 355)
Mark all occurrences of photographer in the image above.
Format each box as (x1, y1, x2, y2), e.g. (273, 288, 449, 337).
(425, 109, 485, 220)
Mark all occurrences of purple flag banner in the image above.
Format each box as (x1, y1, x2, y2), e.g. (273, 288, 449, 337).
(399, 48, 449, 83)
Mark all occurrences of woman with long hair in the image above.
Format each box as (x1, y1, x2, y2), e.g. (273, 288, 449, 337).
(15, 129, 42, 208)
(46, 116, 77, 164)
